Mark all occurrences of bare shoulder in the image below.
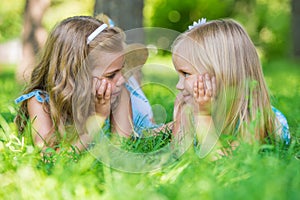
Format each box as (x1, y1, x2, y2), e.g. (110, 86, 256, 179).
(27, 97, 49, 119)
(26, 95, 54, 146)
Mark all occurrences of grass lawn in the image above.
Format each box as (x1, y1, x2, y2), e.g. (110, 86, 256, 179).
(0, 58, 299, 199)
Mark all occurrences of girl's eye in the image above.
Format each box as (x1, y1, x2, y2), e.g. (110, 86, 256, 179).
(183, 72, 190, 77)
(106, 74, 115, 79)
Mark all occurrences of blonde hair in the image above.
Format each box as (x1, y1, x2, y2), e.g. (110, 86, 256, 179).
(172, 19, 277, 143)
(15, 16, 125, 144)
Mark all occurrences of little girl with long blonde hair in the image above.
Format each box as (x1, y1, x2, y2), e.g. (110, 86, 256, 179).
(172, 18, 290, 157)
(15, 15, 155, 152)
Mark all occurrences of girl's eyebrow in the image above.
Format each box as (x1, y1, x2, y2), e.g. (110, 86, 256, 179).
(104, 68, 121, 75)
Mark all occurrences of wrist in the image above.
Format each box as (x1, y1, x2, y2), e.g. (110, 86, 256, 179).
(194, 113, 212, 121)
(95, 109, 110, 119)
(194, 110, 211, 117)
(86, 114, 106, 134)
(193, 103, 211, 116)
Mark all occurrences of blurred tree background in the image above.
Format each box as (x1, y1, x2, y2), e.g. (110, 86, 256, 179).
(0, 0, 298, 73)
(144, 0, 294, 61)
(94, 0, 144, 31)
(0, 0, 94, 81)
(292, 0, 300, 58)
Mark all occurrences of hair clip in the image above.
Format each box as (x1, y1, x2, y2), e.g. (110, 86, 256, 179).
(108, 18, 115, 27)
(188, 18, 206, 30)
(87, 23, 108, 45)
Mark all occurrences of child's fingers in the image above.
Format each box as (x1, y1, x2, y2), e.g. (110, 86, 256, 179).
(95, 78, 101, 90)
(193, 79, 198, 99)
(198, 75, 205, 97)
(212, 76, 217, 98)
(97, 79, 107, 101)
(92, 78, 100, 96)
(104, 82, 111, 101)
(204, 74, 212, 97)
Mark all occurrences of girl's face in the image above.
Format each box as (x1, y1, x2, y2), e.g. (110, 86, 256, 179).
(92, 51, 125, 104)
(173, 46, 206, 104)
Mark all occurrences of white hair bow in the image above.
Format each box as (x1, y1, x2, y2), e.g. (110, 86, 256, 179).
(188, 18, 206, 30)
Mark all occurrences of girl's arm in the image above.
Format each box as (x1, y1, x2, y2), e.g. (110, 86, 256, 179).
(72, 78, 112, 151)
(194, 114, 221, 159)
(193, 74, 223, 159)
(27, 97, 54, 148)
(72, 114, 106, 151)
(28, 96, 93, 152)
(111, 85, 133, 137)
(73, 79, 133, 152)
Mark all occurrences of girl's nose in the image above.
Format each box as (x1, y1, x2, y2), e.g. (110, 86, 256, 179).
(176, 77, 184, 91)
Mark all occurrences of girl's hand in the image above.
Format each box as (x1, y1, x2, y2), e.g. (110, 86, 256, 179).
(94, 78, 111, 118)
(193, 74, 216, 115)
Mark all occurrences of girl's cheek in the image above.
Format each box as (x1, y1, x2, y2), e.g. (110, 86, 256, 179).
(184, 76, 196, 94)
(114, 73, 125, 87)
(186, 82, 192, 94)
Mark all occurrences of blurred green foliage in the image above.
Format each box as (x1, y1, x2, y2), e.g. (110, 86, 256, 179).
(144, 0, 235, 32)
(144, 0, 291, 59)
(0, 0, 293, 60)
(0, 0, 25, 43)
(43, 0, 94, 30)
(0, 0, 93, 43)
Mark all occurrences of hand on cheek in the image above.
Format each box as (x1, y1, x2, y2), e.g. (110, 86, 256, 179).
(94, 78, 111, 118)
(193, 74, 216, 115)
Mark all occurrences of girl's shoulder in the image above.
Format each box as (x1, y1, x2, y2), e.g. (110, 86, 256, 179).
(272, 106, 291, 145)
(15, 89, 49, 104)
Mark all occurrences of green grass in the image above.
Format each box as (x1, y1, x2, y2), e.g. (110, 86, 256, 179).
(0, 59, 300, 199)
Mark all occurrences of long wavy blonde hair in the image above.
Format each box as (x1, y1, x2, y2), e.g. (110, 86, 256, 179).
(172, 19, 278, 143)
(15, 16, 125, 143)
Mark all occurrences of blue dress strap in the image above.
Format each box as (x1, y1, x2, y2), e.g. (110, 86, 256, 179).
(272, 107, 291, 145)
(15, 90, 49, 104)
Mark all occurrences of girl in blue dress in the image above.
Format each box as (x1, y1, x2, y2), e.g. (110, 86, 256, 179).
(172, 18, 290, 158)
(15, 16, 155, 151)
